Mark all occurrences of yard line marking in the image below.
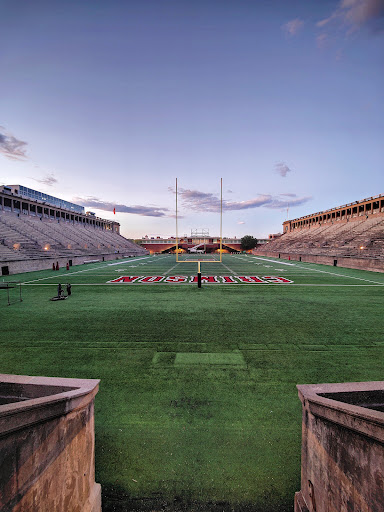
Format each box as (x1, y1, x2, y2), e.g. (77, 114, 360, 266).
(220, 261, 238, 275)
(164, 261, 184, 274)
(22, 255, 160, 284)
(23, 264, 112, 283)
(251, 256, 296, 266)
(107, 256, 152, 265)
(235, 255, 384, 285)
(291, 263, 384, 285)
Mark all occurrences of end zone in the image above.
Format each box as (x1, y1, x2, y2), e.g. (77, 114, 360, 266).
(107, 275, 294, 284)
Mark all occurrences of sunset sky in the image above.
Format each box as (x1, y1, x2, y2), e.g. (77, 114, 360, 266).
(1, 0, 383, 239)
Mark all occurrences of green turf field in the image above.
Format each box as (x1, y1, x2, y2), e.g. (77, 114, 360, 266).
(1, 254, 384, 511)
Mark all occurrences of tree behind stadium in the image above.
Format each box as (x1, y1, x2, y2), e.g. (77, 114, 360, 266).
(240, 235, 258, 251)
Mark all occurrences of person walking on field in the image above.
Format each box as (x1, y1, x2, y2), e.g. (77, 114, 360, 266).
(66, 283, 72, 296)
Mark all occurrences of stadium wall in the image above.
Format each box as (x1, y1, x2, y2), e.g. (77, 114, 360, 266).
(295, 382, 384, 512)
(1, 252, 137, 276)
(0, 374, 101, 512)
(283, 194, 384, 233)
(258, 251, 384, 273)
(0, 185, 120, 233)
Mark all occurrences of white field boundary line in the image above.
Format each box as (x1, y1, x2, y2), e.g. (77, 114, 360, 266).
(231, 255, 296, 267)
(21, 255, 163, 284)
(234, 255, 384, 286)
(107, 255, 166, 266)
(291, 262, 384, 285)
(23, 283, 384, 287)
(220, 261, 239, 275)
(164, 262, 183, 275)
(249, 256, 296, 266)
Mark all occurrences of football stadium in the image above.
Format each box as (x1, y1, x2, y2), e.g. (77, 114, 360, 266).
(1, 186, 383, 511)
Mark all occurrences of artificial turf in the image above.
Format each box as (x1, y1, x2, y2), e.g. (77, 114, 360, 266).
(1, 254, 383, 511)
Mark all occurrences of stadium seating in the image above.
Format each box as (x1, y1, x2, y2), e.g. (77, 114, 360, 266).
(0, 210, 147, 262)
(258, 216, 384, 259)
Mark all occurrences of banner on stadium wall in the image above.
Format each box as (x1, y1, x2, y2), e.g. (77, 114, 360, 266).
(107, 275, 293, 284)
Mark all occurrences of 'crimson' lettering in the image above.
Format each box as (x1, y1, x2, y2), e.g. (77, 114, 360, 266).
(108, 276, 142, 283)
(221, 276, 237, 283)
(189, 276, 219, 283)
(237, 276, 266, 283)
(165, 276, 188, 282)
(262, 276, 293, 283)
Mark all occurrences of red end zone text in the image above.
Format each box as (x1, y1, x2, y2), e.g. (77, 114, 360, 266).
(107, 275, 293, 284)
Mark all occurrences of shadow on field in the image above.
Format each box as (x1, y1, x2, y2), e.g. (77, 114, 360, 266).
(102, 485, 293, 512)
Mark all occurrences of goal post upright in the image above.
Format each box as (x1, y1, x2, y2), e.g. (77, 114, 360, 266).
(176, 177, 179, 263)
(220, 177, 222, 263)
(175, 178, 223, 271)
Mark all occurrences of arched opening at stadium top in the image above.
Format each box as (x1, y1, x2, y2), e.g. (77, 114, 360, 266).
(140, 236, 243, 255)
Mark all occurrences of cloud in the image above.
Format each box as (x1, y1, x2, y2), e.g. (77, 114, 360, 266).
(316, 33, 329, 48)
(280, 193, 297, 198)
(0, 127, 28, 161)
(225, 195, 274, 211)
(74, 196, 169, 217)
(265, 195, 312, 209)
(275, 162, 293, 177)
(176, 188, 311, 212)
(317, 0, 384, 33)
(31, 173, 58, 186)
(335, 48, 344, 60)
(282, 18, 304, 36)
(178, 189, 223, 212)
(237, 221, 245, 225)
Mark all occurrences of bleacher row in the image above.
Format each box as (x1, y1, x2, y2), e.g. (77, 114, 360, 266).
(0, 211, 147, 262)
(258, 216, 384, 259)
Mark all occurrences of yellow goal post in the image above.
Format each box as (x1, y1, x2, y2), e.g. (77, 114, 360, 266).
(175, 178, 223, 265)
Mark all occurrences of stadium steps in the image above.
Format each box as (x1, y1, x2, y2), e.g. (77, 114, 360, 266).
(257, 215, 384, 260)
(0, 210, 147, 262)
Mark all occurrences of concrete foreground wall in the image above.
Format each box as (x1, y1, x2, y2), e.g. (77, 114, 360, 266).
(0, 374, 101, 512)
(255, 251, 384, 273)
(295, 381, 384, 512)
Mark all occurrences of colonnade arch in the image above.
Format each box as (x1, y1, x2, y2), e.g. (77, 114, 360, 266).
(284, 195, 384, 233)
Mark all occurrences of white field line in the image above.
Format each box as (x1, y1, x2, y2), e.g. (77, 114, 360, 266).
(232, 254, 295, 267)
(164, 262, 183, 275)
(291, 263, 384, 285)
(22, 255, 161, 284)
(251, 256, 296, 266)
(23, 283, 384, 287)
(107, 256, 151, 266)
(220, 261, 239, 275)
(232, 255, 384, 286)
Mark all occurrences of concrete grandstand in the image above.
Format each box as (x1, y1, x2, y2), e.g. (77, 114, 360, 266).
(0, 185, 148, 275)
(256, 194, 384, 272)
(138, 234, 268, 254)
